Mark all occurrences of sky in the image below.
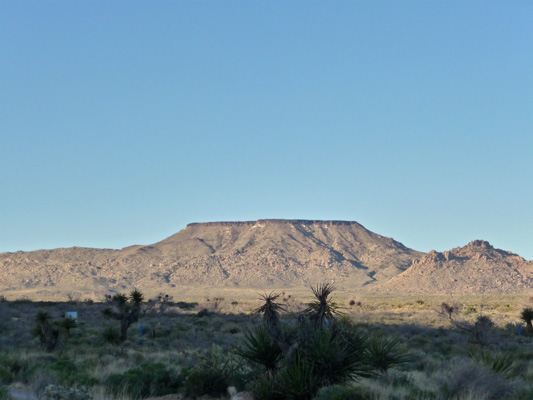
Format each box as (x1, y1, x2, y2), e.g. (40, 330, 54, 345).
(1, 1, 532, 260)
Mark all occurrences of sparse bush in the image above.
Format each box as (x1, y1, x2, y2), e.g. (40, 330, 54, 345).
(438, 358, 515, 400)
(106, 362, 182, 399)
(42, 384, 92, 400)
(196, 308, 209, 318)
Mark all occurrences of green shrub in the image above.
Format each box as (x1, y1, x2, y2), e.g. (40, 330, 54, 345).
(42, 384, 92, 400)
(0, 367, 13, 385)
(313, 384, 373, 400)
(175, 301, 198, 310)
(0, 386, 11, 400)
(196, 308, 210, 318)
(106, 362, 181, 399)
(251, 376, 283, 400)
(183, 366, 228, 397)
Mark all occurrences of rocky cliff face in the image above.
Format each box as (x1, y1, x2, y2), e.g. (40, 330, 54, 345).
(0, 219, 421, 300)
(371, 240, 533, 294)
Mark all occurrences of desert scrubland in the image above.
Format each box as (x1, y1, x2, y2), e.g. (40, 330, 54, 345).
(2, 288, 533, 400)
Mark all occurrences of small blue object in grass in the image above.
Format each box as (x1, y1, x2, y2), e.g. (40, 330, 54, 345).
(65, 312, 77, 321)
(519, 325, 522, 336)
(140, 324, 143, 337)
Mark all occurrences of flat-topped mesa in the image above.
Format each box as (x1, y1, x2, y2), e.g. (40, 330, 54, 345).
(186, 219, 365, 228)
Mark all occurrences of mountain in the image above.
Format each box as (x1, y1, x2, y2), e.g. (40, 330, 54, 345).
(0, 219, 421, 300)
(2, 221, 532, 300)
(371, 240, 533, 294)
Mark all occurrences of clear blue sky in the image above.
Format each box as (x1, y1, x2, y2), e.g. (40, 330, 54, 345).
(1, 1, 532, 259)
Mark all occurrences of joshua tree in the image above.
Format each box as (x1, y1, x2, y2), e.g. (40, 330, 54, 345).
(103, 288, 144, 341)
(521, 307, 533, 334)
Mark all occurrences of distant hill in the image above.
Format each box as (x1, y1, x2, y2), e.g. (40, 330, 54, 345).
(1, 220, 532, 300)
(0, 219, 421, 300)
(371, 240, 533, 294)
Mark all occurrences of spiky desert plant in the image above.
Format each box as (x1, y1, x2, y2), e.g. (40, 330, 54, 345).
(102, 288, 144, 341)
(365, 334, 413, 373)
(31, 311, 76, 352)
(237, 325, 283, 372)
(32, 311, 53, 349)
(305, 283, 339, 326)
(277, 355, 319, 400)
(101, 325, 122, 346)
(299, 325, 371, 385)
(253, 292, 289, 353)
(521, 307, 533, 334)
(470, 350, 517, 378)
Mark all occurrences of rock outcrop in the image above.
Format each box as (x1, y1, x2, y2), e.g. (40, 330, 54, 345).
(371, 240, 533, 294)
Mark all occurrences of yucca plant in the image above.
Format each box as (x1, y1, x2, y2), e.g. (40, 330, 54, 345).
(101, 324, 122, 346)
(365, 334, 413, 373)
(305, 283, 339, 326)
(31, 311, 76, 352)
(237, 325, 283, 372)
(32, 311, 53, 349)
(470, 350, 517, 378)
(521, 307, 533, 334)
(254, 292, 289, 353)
(299, 325, 370, 385)
(276, 355, 320, 400)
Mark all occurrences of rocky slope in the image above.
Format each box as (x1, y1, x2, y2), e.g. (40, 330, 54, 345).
(371, 240, 533, 294)
(0, 219, 421, 300)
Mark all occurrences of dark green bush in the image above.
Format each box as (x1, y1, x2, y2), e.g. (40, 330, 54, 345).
(183, 366, 228, 397)
(196, 308, 210, 318)
(313, 384, 373, 400)
(106, 362, 181, 399)
(0, 367, 12, 385)
(0, 385, 11, 400)
(175, 301, 198, 310)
